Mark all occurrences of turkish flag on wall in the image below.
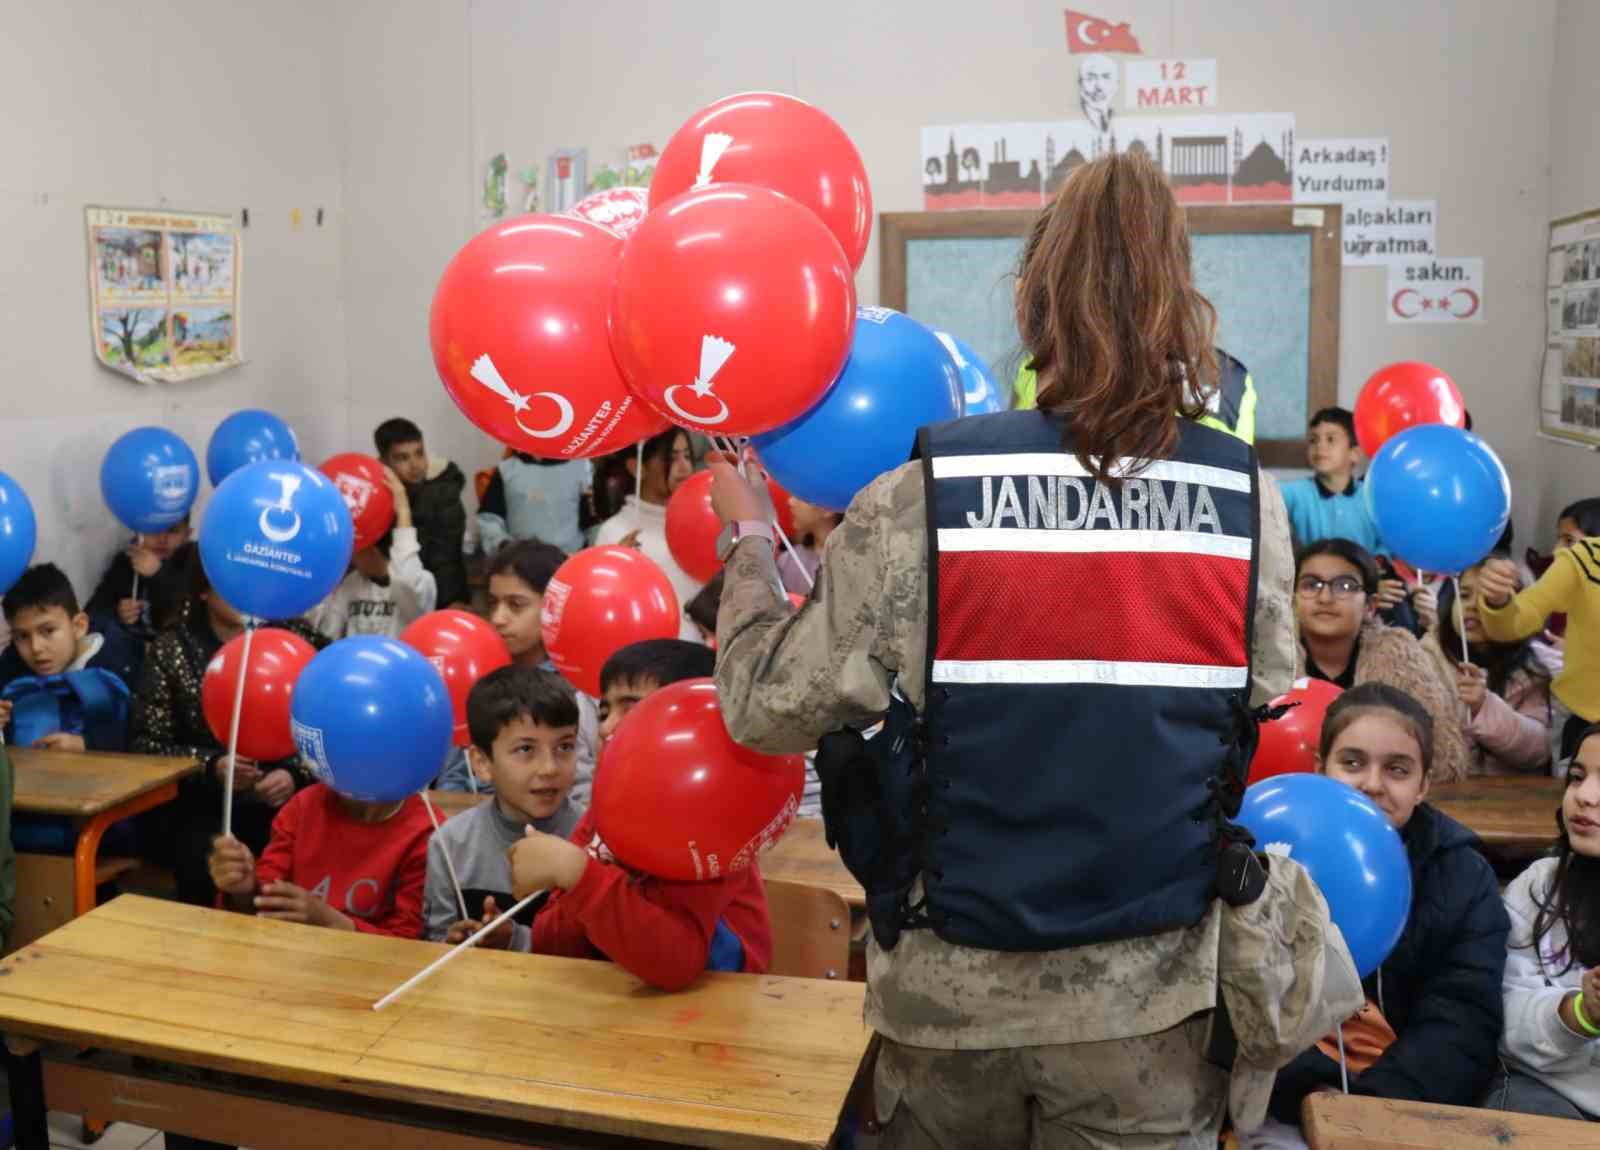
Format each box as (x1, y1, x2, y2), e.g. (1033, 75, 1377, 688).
(1064, 9, 1142, 53)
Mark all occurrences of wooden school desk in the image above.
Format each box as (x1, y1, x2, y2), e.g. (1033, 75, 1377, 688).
(425, 792, 868, 912)
(1303, 1091, 1600, 1149)
(0, 896, 872, 1150)
(7, 747, 199, 948)
(1427, 775, 1564, 864)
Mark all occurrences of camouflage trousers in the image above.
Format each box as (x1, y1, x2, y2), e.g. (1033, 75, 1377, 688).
(874, 1012, 1227, 1150)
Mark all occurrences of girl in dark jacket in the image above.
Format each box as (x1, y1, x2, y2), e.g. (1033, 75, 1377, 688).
(1243, 683, 1510, 1149)
(130, 545, 326, 906)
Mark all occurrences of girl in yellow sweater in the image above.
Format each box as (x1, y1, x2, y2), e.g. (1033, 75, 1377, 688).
(1480, 536, 1600, 765)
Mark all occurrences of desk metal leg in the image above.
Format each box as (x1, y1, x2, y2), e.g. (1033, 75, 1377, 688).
(74, 783, 179, 916)
(4, 1038, 48, 1150)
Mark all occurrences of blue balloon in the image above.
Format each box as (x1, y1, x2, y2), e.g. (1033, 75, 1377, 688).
(0, 472, 37, 595)
(198, 460, 353, 620)
(290, 636, 453, 802)
(934, 331, 1005, 415)
(206, 409, 299, 487)
(99, 427, 200, 534)
(1238, 774, 1412, 977)
(1368, 424, 1510, 574)
(754, 308, 963, 511)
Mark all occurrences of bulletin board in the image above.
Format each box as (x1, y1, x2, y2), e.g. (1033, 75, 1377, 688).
(879, 205, 1341, 467)
(1540, 208, 1600, 447)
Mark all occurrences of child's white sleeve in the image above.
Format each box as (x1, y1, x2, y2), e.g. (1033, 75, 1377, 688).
(1501, 864, 1593, 1072)
(388, 527, 437, 626)
(312, 573, 355, 640)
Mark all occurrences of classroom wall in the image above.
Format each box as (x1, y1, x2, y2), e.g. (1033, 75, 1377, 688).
(338, 0, 1560, 549)
(1542, 0, 1600, 531)
(0, 1, 350, 599)
(3, 0, 1573, 602)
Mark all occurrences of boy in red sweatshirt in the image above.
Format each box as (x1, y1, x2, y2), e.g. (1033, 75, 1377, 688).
(207, 783, 433, 938)
(506, 640, 772, 990)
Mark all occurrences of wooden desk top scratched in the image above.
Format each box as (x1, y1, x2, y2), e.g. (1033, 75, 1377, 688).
(0, 896, 869, 1150)
(1427, 775, 1564, 856)
(7, 747, 200, 817)
(1303, 1090, 1600, 1148)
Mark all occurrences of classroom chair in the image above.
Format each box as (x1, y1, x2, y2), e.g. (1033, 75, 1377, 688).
(764, 878, 850, 981)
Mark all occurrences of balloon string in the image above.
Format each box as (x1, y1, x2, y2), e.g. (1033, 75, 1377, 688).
(634, 439, 644, 534)
(711, 435, 814, 592)
(221, 620, 256, 840)
(372, 886, 545, 1011)
(1454, 574, 1470, 666)
(1335, 1021, 1350, 1094)
(420, 791, 469, 922)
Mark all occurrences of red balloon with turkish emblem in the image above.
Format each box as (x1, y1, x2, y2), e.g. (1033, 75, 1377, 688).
(592, 678, 804, 881)
(316, 453, 394, 552)
(429, 214, 668, 460)
(610, 183, 855, 438)
(539, 546, 680, 698)
(1249, 679, 1344, 786)
(648, 92, 873, 270)
(201, 628, 317, 762)
(400, 610, 512, 748)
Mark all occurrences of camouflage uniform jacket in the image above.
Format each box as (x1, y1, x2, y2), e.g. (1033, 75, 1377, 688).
(716, 458, 1300, 1050)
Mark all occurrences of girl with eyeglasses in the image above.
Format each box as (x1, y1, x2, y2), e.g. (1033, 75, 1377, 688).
(1294, 538, 1470, 782)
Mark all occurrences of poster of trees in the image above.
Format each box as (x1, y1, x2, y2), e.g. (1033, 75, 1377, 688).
(86, 206, 242, 384)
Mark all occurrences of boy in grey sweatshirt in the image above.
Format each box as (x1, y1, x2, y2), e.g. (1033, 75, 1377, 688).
(423, 665, 584, 949)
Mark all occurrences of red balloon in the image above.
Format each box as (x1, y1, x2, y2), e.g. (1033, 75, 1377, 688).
(609, 184, 856, 438)
(1353, 361, 1466, 458)
(593, 678, 804, 880)
(317, 453, 394, 552)
(400, 610, 512, 747)
(664, 470, 798, 584)
(569, 186, 649, 237)
(540, 546, 680, 697)
(430, 214, 668, 460)
(201, 628, 317, 761)
(649, 92, 873, 270)
(1250, 679, 1345, 786)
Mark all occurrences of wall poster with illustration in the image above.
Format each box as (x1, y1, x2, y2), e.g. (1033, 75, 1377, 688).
(1541, 207, 1600, 446)
(86, 206, 243, 384)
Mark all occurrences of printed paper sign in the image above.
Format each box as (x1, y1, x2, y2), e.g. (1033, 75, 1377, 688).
(1342, 200, 1437, 267)
(1293, 138, 1390, 204)
(1387, 258, 1484, 325)
(1124, 60, 1217, 110)
(922, 113, 1294, 210)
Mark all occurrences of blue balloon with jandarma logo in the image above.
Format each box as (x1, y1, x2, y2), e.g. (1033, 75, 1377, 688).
(934, 331, 1005, 416)
(100, 427, 200, 534)
(198, 460, 353, 620)
(206, 409, 299, 487)
(290, 636, 453, 803)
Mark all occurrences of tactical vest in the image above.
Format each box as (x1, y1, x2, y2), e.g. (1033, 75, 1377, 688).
(819, 411, 1261, 952)
(1013, 350, 1257, 445)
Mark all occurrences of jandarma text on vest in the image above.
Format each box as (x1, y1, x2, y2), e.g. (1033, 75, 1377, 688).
(964, 475, 1223, 533)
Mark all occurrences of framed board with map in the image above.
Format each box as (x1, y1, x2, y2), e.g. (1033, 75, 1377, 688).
(1540, 208, 1600, 446)
(86, 206, 243, 384)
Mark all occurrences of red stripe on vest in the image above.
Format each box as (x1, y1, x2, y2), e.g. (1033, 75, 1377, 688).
(936, 549, 1250, 667)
